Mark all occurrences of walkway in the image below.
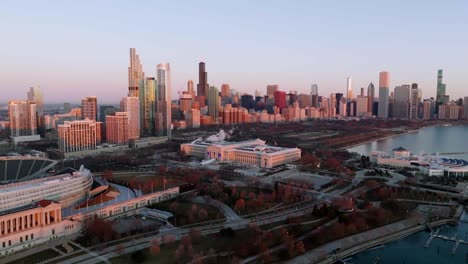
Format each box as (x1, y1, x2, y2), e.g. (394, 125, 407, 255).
(190, 196, 242, 222)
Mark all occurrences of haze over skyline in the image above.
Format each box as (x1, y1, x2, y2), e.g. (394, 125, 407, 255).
(1, 0, 467, 104)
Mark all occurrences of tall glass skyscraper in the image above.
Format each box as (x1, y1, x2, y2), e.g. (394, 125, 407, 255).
(378, 71, 390, 118)
(156, 63, 171, 139)
(143, 77, 156, 135)
(367, 82, 375, 114)
(393, 85, 410, 119)
(435, 69, 447, 114)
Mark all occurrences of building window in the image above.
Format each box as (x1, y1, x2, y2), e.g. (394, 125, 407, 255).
(52, 229, 55, 235)
(8, 240, 11, 246)
(31, 234, 34, 239)
(20, 237, 23, 243)
(2, 242, 4, 248)
(26, 235, 28, 241)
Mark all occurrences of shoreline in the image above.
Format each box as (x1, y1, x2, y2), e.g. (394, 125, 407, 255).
(342, 122, 468, 151)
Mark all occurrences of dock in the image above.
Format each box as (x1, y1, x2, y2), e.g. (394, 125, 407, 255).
(425, 229, 440, 248)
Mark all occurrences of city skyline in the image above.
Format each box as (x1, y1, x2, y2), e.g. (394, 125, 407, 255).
(1, 1, 468, 103)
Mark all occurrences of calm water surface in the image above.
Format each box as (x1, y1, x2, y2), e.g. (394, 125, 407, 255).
(348, 125, 468, 160)
(348, 125, 468, 263)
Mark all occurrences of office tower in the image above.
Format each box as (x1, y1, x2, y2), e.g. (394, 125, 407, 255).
(208, 86, 220, 121)
(63, 103, 71, 113)
(128, 48, 145, 97)
(410, 83, 422, 119)
(221, 84, 230, 97)
(346, 77, 354, 100)
(142, 77, 156, 135)
(8, 100, 37, 137)
(106, 112, 129, 145)
(329, 94, 337, 117)
(265, 97, 275, 114)
(155, 63, 172, 139)
(378, 71, 390, 118)
(179, 92, 192, 112)
(360, 88, 364, 96)
(58, 120, 101, 153)
(335, 93, 343, 115)
(356, 95, 368, 117)
(367, 82, 375, 113)
(311, 84, 319, 107)
(120, 97, 140, 140)
(187, 80, 195, 100)
(286, 91, 297, 106)
(197, 62, 209, 101)
(27, 86, 44, 116)
(463, 97, 468, 120)
(267, 85, 279, 97)
(393, 85, 410, 119)
(241, 94, 255, 110)
(186, 108, 201, 128)
(435, 69, 447, 113)
(81, 96, 97, 121)
(99, 105, 118, 123)
(297, 94, 311, 108)
(274, 91, 286, 110)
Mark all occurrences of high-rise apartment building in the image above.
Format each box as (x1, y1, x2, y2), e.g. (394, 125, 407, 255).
(120, 97, 140, 140)
(208, 86, 220, 122)
(106, 112, 129, 145)
(221, 84, 230, 97)
(179, 92, 192, 112)
(356, 95, 368, 117)
(335, 93, 344, 115)
(142, 77, 156, 135)
(27, 86, 44, 116)
(8, 100, 37, 137)
(378, 71, 390, 118)
(423, 100, 434, 120)
(410, 83, 422, 119)
(81, 96, 97, 121)
(346, 77, 354, 100)
(393, 85, 410, 119)
(128, 48, 145, 97)
(155, 63, 171, 139)
(186, 108, 200, 128)
(267, 85, 279, 97)
(58, 120, 101, 153)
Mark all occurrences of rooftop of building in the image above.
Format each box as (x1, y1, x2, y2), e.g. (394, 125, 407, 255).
(0, 166, 91, 194)
(0, 200, 58, 216)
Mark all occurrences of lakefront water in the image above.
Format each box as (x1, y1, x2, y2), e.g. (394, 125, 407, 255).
(347, 124, 468, 264)
(348, 124, 468, 160)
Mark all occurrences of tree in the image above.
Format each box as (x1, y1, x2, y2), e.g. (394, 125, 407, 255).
(234, 199, 246, 213)
(150, 240, 160, 256)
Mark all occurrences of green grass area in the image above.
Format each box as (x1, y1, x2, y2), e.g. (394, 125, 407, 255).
(9, 248, 60, 264)
(149, 200, 225, 226)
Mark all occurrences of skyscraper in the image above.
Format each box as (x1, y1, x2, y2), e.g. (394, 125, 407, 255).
(128, 48, 145, 97)
(143, 77, 156, 135)
(367, 82, 375, 114)
(310, 84, 318, 107)
(155, 63, 172, 139)
(410, 83, 422, 119)
(58, 120, 101, 153)
(393, 85, 410, 119)
(378, 71, 390, 118)
(221, 84, 230, 97)
(274, 91, 286, 110)
(335, 93, 343, 115)
(197, 62, 209, 102)
(27, 86, 44, 116)
(81, 96, 97, 121)
(187, 80, 195, 100)
(8, 100, 37, 137)
(120, 97, 140, 140)
(346, 77, 354, 100)
(208, 86, 220, 122)
(267, 85, 279, 97)
(435, 69, 447, 110)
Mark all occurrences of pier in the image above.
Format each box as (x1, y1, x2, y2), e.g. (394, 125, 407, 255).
(425, 230, 468, 254)
(424, 229, 439, 248)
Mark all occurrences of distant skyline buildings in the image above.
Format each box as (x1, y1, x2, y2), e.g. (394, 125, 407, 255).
(81, 96, 97, 121)
(346, 77, 353, 100)
(155, 63, 171, 139)
(128, 48, 144, 98)
(8, 100, 37, 137)
(378, 71, 390, 118)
